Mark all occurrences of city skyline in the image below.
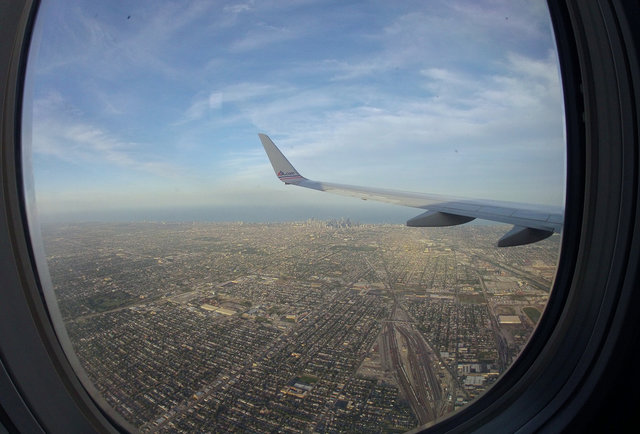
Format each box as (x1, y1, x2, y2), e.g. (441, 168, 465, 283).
(43, 221, 560, 431)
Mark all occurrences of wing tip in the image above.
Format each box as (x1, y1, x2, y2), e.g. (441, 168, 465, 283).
(258, 133, 306, 184)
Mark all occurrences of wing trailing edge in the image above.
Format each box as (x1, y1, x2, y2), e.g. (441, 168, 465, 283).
(259, 134, 563, 246)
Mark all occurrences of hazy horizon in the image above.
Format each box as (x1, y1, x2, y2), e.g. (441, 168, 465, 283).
(36, 203, 413, 225)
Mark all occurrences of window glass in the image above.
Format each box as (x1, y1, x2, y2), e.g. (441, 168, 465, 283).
(24, 1, 564, 431)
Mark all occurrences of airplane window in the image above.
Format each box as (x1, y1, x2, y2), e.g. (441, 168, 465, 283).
(22, 1, 565, 431)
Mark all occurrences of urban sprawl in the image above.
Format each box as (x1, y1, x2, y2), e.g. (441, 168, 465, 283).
(43, 221, 559, 432)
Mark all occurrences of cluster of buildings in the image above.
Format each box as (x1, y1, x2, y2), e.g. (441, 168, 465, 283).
(42, 222, 559, 432)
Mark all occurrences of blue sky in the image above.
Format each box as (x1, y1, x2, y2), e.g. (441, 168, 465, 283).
(25, 0, 565, 223)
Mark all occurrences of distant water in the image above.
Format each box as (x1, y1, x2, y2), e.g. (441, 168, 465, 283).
(37, 204, 500, 228)
(36, 204, 418, 225)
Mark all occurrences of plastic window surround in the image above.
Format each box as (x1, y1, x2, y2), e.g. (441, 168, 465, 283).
(2, 1, 640, 433)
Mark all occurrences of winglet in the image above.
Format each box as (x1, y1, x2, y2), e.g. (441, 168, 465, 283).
(259, 134, 306, 184)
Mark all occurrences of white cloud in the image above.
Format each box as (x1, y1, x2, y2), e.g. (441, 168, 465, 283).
(31, 94, 183, 179)
(230, 48, 564, 204)
(174, 83, 283, 124)
(30, 0, 564, 216)
(208, 93, 223, 110)
(229, 23, 296, 52)
(223, 2, 254, 14)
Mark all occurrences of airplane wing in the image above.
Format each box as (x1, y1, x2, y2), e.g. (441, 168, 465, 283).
(259, 133, 564, 247)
